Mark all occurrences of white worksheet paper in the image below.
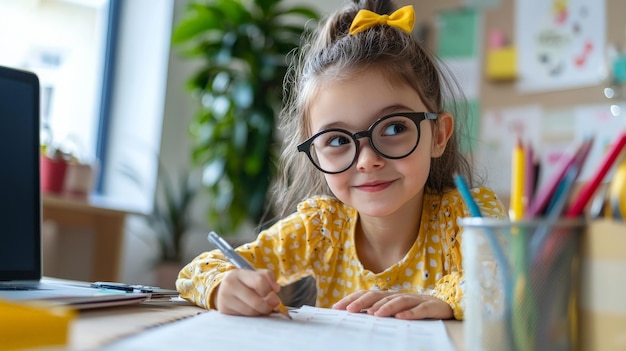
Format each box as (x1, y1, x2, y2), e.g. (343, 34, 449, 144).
(102, 306, 457, 351)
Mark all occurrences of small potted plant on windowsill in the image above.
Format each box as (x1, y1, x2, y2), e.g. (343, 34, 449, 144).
(40, 146, 71, 194)
(40, 126, 96, 199)
(40, 125, 72, 194)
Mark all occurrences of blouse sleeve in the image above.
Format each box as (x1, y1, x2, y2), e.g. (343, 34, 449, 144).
(431, 187, 507, 320)
(176, 249, 236, 309)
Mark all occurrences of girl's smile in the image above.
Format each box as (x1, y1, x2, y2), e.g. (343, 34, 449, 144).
(353, 179, 396, 192)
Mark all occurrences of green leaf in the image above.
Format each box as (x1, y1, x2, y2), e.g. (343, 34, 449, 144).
(232, 118, 248, 151)
(255, 0, 280, 14)
(171, 9, 224, 44)
(275, 6, 320, 20)
(215, 0, 250, 24)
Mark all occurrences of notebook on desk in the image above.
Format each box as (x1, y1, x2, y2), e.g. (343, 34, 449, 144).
(0, 65, 148, 309)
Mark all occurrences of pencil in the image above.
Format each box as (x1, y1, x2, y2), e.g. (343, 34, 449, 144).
(526, 142, 580, 217)
(566, 132, 626, 217)
(207, 231, 292, 319)
(510, 138, 525, 220)
(523, 142, 535, 212)
(509, 138, 536, 351)
(530, 137, 594, 262)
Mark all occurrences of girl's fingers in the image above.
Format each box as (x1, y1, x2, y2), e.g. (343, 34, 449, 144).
(342, 291, 391, 313)
(221, 293, 275, 316)
(393, 299, 453, 320)
(367, 294, 396, 314)
(331, 290, 368, 310)
(216, 269, 281, 316)
(240, 269, 280, 297)
(368, 295, 417, 316)
(370, 295, 454, 320)
(332, 289, 455, 320)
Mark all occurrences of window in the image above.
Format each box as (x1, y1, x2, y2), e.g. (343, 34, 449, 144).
(0, 0, 109, 164)
(1, 0, 175, 213)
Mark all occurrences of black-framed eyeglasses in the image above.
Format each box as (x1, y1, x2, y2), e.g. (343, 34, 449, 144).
(297, 112, 438, 174)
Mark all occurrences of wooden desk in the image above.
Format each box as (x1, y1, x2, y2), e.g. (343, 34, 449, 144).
(69, 302, 465, 350)
(70, 302, 204, 349)
(42, 194, 139, 282)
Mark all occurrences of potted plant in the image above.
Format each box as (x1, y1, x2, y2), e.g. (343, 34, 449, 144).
(148, 165, 202, 288)
(150, 167, 199, 263)
(121, 159, 201, 288)
(171, 0, 319, 234)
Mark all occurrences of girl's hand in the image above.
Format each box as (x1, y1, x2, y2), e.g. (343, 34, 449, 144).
(332, 290, 453, 320)
(213, 269, 282, 316)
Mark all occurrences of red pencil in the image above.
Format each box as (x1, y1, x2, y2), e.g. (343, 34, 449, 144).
(566, 132, 626, 217)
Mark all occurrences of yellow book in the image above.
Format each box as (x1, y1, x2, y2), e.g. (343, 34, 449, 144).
(0, 299, 75, 350)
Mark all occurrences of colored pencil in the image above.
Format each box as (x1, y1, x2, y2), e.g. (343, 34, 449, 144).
(510, 138, 526, 220)
(566, 132, 626, 217)
(526, 142, 582, 218)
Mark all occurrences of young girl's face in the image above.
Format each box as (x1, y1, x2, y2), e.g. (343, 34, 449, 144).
(307, 69, 442, 218)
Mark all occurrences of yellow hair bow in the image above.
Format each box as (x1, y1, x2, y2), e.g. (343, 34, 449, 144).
(349, 5, 415, 35)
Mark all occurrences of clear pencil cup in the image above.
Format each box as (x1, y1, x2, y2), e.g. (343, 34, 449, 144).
(460, 217, 585, 351)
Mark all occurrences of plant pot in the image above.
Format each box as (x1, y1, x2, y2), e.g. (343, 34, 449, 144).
(63, 161, 97, 199)
(41, 155, 68, 194)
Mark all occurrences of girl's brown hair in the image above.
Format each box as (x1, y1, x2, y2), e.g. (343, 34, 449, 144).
(271, 0, 476, 218)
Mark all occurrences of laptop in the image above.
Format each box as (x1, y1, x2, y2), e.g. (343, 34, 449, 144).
(0, 65, 149, 309)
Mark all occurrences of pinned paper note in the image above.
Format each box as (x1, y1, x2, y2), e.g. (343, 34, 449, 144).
(515, 0, 606, 92)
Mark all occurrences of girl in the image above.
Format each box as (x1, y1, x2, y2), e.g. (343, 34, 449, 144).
(177, 0, 506, 320)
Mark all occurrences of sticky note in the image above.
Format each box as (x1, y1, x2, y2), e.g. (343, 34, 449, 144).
(486, 46, 517, 81)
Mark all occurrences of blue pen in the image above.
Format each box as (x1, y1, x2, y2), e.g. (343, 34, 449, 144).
(453, 173, 483, 217)
(453, 173, 510, 277)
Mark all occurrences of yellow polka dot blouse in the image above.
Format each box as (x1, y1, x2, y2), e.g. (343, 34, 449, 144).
(177, 187, 506, 320)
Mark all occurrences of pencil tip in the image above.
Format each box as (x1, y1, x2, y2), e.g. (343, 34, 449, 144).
(276, 302, 292, 320)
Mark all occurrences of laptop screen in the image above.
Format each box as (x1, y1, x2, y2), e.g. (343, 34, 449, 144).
(0, 66, 41, 281)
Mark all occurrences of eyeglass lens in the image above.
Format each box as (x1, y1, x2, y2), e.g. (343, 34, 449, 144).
(307, 115, 420, 173)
